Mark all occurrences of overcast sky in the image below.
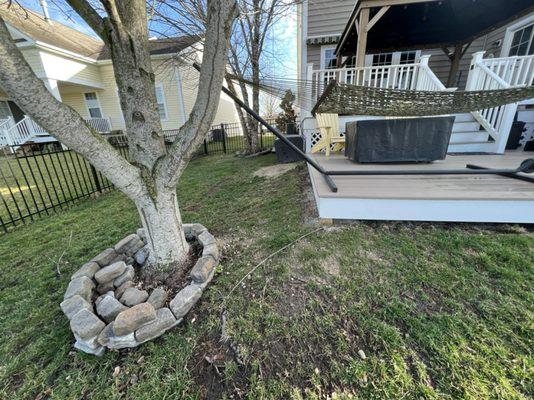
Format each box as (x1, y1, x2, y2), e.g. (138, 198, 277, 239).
(16, 0, 297, 78)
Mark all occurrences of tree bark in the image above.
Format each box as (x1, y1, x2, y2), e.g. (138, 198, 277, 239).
(136, 188, 189, 275)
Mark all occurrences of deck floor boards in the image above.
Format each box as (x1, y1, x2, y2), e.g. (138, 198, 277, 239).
(309, 152, 534, 201)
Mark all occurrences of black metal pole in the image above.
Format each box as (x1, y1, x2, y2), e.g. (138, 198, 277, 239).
(221, 123, 227, 154)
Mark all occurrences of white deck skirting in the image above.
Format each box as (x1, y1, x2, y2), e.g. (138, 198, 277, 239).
(307, 153, 534, 223)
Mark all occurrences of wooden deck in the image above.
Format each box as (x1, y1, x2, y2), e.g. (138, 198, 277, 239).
(308, 151, 534, 223)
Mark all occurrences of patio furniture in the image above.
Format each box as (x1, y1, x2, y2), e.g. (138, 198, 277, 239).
(310, 113, 345, 157)
(344, 117, 454, 163)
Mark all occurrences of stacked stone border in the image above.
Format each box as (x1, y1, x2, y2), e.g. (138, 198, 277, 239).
(60, 224, 218, 356)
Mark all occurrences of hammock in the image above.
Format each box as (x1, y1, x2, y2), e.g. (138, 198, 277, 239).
(311, 81, 534, 116)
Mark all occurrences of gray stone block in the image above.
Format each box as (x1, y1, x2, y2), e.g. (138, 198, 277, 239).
(169, 285, 202, 319)
(96, 281, 115, 295)
(71, 261, 100, 280)
(96, 295, 128, 323)
(113, 303, 156, 336)
(198, 231, 216, 247)
(114, 265, 135, 287)
(74, 339, 105, 356)
(147, 287, 168, 309)
(70, 309, 105, 340)
(120, 287, 149, 307)
(115, 280, 134, 299)
(202, 243, 219, 261)
(91, 248, 118, 267)
(60, 295, 93, 320)
(135, 308, 177, 343)
(134, 245, 150, 266)
(64, 276, 94, 301)
(190, 256, 217, 284)
(94, 261, 127, 284)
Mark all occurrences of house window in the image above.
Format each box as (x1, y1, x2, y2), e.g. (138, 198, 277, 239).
(509, 23, 534, 56)
(155, 85, 168, 121)
(324, 48, 337, 69)
(400, 51, 417, 64)
(371, 53, 393, 66)
(0, 100, 12, 120)
(84, 92, 103, 118)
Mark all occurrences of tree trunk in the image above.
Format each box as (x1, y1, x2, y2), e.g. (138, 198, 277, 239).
(136, 188, 190, 276)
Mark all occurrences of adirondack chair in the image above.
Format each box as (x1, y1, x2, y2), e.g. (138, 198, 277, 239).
(310, 113, 345, 157)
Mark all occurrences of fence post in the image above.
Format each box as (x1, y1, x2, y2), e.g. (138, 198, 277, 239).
(221, 123, 227, 154)
(260, 126, 264, 149)
(90, 164, 102, 193)
(203, 139, 208, 155)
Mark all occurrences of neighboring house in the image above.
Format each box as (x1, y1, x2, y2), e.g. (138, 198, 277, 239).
(297, 0, 534, 153)
(0, 3, 239, 147)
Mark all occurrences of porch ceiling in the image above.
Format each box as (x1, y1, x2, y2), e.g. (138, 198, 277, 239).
(337, 0, 534, 55)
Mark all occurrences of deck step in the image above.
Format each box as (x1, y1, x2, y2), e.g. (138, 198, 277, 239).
(449, 131, 489, 143)
(448, 141, 498, 153)
(452, 121, 481, 132)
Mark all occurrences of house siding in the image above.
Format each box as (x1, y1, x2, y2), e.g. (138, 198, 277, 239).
(39, 49, 102, 87)
(58, 58, 239, 132)
(307, 0, 355, 37)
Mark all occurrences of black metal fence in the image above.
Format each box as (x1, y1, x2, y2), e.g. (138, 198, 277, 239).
(0, 119, 286, 233)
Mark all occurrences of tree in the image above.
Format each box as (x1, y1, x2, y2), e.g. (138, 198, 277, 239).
(0, 0, 238, 277)
(150, 0, 295, 154)
(228, 0, 293, 154)
(275, 89, 296, 133)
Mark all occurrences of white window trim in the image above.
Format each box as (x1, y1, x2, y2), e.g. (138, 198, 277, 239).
(83, 91, 104, 119)
(0, 99, 13, 120)
(155, 84, 168, 122)
(365, 50, 421, 67)
(320, 45, 337, 69)
(500, 14, 534, 57)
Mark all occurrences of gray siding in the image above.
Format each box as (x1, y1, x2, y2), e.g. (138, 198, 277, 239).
(307, 0, 355, 37)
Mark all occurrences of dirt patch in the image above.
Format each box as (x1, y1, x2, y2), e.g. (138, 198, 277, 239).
(253, 163, 299, 179)
(142, 239, 203, 295)
(319, 255, 340, 277)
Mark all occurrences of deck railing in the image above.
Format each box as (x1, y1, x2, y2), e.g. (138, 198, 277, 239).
(85, 117, 112, 133)
(307, 56, 452, 107)
(466, 51, 527, 153)
(479, 54, 534, 87)
(1, 115, 113, 148)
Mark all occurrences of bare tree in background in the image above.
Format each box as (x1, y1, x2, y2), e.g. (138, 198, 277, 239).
(152, 0, 295, 154)
(0, 0, 238, 277)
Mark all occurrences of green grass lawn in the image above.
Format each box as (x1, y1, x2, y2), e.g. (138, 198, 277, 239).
(0, 154, 532, 399)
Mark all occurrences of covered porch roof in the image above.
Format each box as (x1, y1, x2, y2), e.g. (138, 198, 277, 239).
(335, 0, 534, 84)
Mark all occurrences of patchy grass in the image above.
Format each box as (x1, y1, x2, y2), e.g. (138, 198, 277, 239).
(0, 154, 533, 399)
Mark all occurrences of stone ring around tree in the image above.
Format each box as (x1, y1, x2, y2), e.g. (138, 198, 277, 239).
(60, 224, 219, 356)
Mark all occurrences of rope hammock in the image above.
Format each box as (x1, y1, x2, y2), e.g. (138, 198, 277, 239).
(223, 72, 534, 117)
(311, 81, 534, 116)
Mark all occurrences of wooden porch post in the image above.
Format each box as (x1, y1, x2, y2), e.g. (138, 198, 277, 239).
(355, 8, 370, 67)
(442, 42, 471, 87)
